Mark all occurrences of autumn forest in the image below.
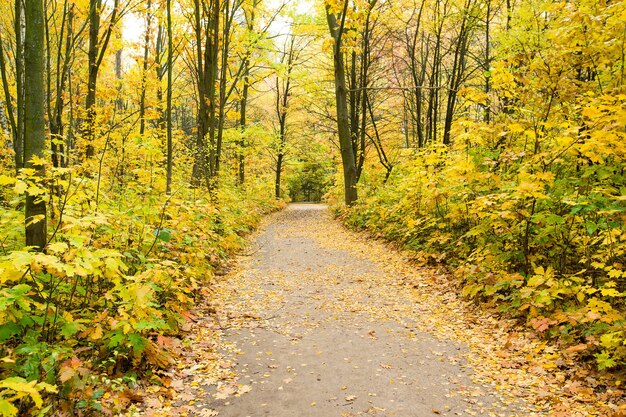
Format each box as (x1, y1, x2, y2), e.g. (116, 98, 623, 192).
(1, 0, 626, 415)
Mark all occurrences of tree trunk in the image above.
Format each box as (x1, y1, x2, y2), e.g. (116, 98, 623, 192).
(191, 0, 218, 190)
(166, 0, 173, 194)
(15, 0, 25, 171)
(484, 0, 491, 123)
(206, 0, 220, 187)
(155, 21, 167, 164)
(84, 0, 101, 158)
(326, 5, 358, 206)
(275, 153, 283, 198)
(443, 0, 472, 145)
(24, 0, 47, 250)
(405, 2, 425, 147)
(214, 0, 232, 181)
(273, 34, 296, 200)
(115, 48, 123, 110)
(139, 0, 152, 136)
(238, 58, 249, 185)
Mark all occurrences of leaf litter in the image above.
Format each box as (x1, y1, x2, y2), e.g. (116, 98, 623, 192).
(128, 205, 625, 416)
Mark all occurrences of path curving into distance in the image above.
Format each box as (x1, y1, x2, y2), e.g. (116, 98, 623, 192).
(204, 204, 526, 417)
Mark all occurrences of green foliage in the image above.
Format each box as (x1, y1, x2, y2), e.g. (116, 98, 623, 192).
(287, 159, 335, 202)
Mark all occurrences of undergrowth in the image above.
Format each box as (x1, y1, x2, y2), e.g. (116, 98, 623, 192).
(0, 151, 281, 415)
(337, 92, 626, 373)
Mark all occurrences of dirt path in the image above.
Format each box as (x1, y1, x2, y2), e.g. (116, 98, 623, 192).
(136, 204, 617, 417)
(209, 204, 525, 417)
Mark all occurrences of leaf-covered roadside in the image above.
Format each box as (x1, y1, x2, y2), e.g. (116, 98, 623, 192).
(0, 164, 282, 416)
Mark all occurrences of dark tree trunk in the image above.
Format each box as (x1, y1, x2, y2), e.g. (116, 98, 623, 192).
(139, 0, 152, 136)
(484, 0, 491, 123)
(214, 0, 232, 181)
(443, 0, 473, 145)
(273, 34, 295, 200)
(238, 57, 249, 185)
(24, 0, 47, 250)
(275, 153, 283, 198)
(405, 1, 425, 147)
(166, 0, 173, 194)
(84, 0, 101, 158)
(191, 0, 218, 190)
(326, 4, 358, 205)
(15, 0, 25, 171)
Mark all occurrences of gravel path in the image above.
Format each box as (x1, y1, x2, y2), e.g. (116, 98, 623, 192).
(206, 204, 518, 417)
(137, 204, 621, 417)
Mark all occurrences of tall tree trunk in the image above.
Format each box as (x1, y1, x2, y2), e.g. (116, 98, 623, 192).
(214, 0, 232, 181)
(484, 0, 491, 123)
(191, 0, 217, 190)
(326, 3, 358, 206)
(274, 67, 289, 199)
(15, 0, 25, 171)
(139, 0, 152, 136)
(238, 57, 249, 185)
(206, 0, 220, 187)
(355, 5, 375, 181)
(115, 48, 123, 110)
(67, 66, 75, 154)
(165, 0, 173, 194)
(24, 0, 47, 250)
(155, 21, 167, 161)
(349, 49, 359, 174)
(84, 0, 101, 158)
(443, 0, 472, 145)
(237, 1, 261, 186)
(427, 30, 441, 144)
(406, 1, 425, 147)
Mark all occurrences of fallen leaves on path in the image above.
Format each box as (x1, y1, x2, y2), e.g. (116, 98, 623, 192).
(130, 207, 626, 416)
(296, 210, 626, 416)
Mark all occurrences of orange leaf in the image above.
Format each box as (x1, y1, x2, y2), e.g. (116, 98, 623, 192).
(564, 344, 588, 354)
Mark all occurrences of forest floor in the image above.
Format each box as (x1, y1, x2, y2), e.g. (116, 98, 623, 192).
(133, 204, 624, 417)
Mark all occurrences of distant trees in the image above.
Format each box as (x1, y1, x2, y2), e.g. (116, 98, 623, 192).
(272, 35, 295, 198)
(271, 28, 314, 199)
(0, 0, 505, 214)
